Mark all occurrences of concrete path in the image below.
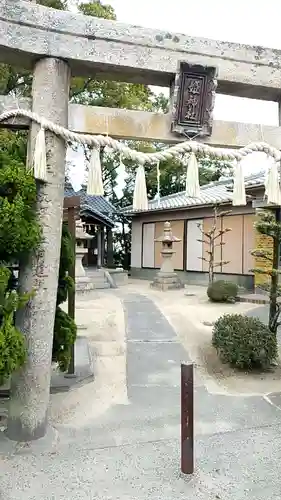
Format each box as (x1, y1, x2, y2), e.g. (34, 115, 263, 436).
(1, 291, 281, 499)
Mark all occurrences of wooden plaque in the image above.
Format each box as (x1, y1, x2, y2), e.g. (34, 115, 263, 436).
(171, 62, 217, 138)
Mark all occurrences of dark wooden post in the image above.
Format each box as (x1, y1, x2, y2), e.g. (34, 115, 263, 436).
(101, 226, 105, 266)
(97, 226, 102, 268)
(63, 195, 80, 377)
(181, 363, 194, 474)
(67, 206, 76, 375)
(106, 228, 114, 267)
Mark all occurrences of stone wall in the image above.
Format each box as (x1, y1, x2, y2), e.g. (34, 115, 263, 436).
(130, 267, 254, 290)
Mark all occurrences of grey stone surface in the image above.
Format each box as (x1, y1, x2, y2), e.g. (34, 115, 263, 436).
(7, 58, 70, 442)
(50, 336, 94, 392)
(108, 268, 128, 287)
(0, 1, 281, 98)
(2, 94, 281, 150)
(151, 274, 184, 291)
(1, 292, 281, 498)
(75, 277, 95, 293)
(124, 294, 178, 341)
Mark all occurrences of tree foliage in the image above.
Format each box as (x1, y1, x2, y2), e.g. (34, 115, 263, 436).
(0, 265, 33, 385)
(0, 132, 41, 382)
(0, 138, 41, 264)
(250, 209, 281, 333)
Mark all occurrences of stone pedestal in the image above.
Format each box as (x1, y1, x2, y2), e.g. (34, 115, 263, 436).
(150, 221, 184, 291)
(108, 267, 128, 286)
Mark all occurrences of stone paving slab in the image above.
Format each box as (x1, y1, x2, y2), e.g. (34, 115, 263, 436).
(124, 293, 190, 394)
(238, 293, 276, 305)
(2, 424, 281, 500)
(124, 294, 178, 342)
(127, 385, 181, 408)
(127, 342, 186, 387)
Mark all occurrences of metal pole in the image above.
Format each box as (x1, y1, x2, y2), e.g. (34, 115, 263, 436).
(181, 363, 194, 474)
(67, 206, 76, 376)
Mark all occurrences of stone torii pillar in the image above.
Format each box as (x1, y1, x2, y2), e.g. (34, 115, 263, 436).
(7, 57, 70, 442)
(151, 221, 184, 291)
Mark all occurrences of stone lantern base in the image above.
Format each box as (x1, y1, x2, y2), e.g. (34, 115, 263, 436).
(150, 271, 184, 291)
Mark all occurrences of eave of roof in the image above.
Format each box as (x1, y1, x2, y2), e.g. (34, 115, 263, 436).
(64, 184, 116, 226)
(81, 205, 115, 228)
(123, 171, 266, 216)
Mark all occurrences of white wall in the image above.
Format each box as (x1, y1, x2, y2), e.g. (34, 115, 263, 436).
(131, 219, 142, 268)
(186, 219, 203, 271)
(142, 223, 155, 268)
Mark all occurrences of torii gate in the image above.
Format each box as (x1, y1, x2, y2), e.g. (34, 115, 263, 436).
(1, 0, 281, 442)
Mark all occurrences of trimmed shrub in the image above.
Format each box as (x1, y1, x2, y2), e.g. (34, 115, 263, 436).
(207, 280, 238, 303)
(212, 313, 277, 370)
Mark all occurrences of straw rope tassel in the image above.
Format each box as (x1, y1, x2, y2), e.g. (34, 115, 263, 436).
(5, 108, 281, 210)
(186, 153, 200, 197)
(156, 161, 161, 207)
(232, 160, 246, 206)
(266, 157, 281, 205)
(33, 127, 47, 181)
(133, 164, 148, 211)
(87, 147, 104, 196)
(264, 168, 269, 199)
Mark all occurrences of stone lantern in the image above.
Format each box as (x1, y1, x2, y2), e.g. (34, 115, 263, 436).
(151, 221, 184, 291)
(75, 219, 94, 292)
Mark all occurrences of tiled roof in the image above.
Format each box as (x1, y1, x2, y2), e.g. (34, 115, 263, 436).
(80, 202, 115, 227)
(64, 183, 116, 226)
(64, 182, 76, 198)
(124, 171, 266, 215)
(77, 190, 116, 217)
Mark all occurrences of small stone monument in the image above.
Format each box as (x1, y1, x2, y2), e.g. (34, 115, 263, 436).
(75, 219, 94, 292)
(151, 221, 184, 291)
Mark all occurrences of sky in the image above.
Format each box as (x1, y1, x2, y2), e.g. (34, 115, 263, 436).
(68, 0, 280, 192)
